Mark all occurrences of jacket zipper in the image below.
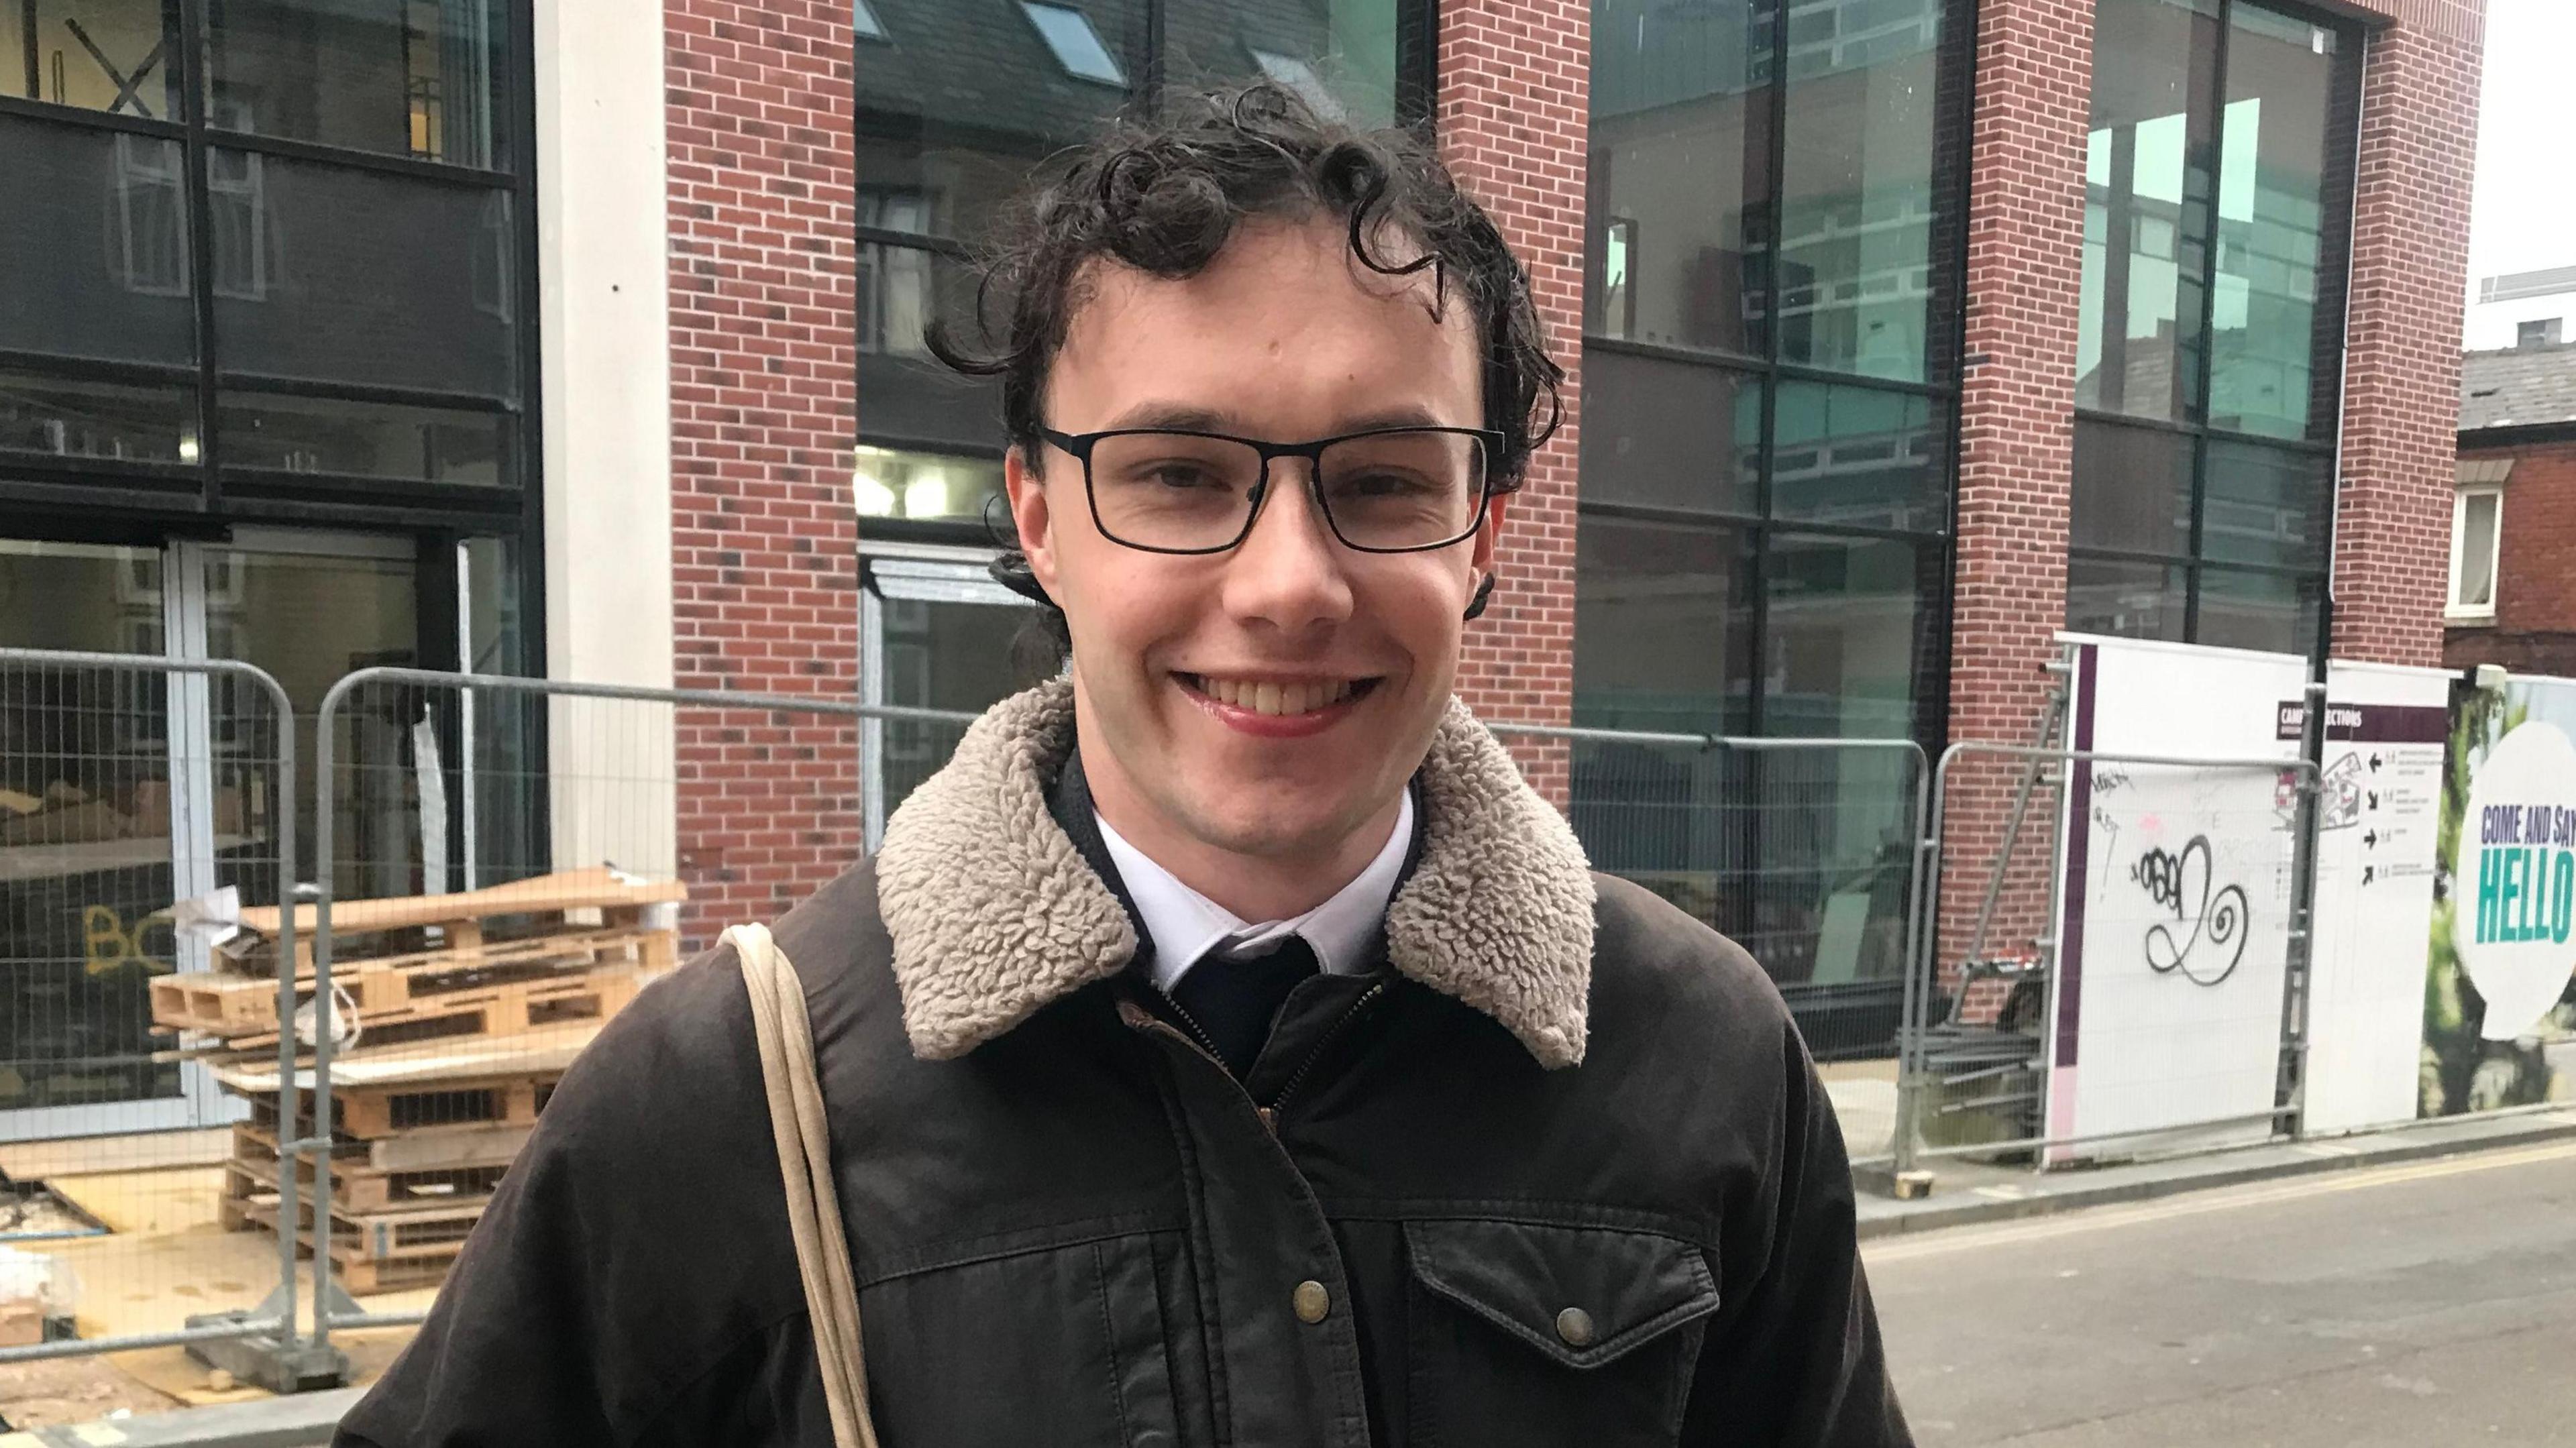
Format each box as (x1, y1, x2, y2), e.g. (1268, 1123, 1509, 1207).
(1148, 981, 1232, 1066)
(1266, 981, 1387, 1119)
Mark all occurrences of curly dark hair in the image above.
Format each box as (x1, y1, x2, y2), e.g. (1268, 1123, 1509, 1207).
(928, 82, 1564, 667)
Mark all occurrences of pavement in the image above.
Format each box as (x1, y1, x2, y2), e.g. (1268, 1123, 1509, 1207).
(1856, 1104, 2576, 1239)
(19, 1103, 2576, 1446)
(1870, 1129, 2576, 1445)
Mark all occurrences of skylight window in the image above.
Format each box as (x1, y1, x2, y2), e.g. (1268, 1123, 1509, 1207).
(1020, 2, 1125, 85)
(853, 0, 886, 40)
(1250, 50, 1344, 120)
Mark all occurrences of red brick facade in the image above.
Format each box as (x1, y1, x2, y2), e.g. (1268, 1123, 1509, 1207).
(1929, 0, 2485, 985)
(665, 0, 864, 938)
(1938, 0, 2095, 978)
(657, 0, 2481, 973)
(2447, 436, 2576, 677)
(1438, 0, 1591, 804)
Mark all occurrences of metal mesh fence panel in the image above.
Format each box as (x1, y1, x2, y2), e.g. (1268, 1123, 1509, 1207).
(304, 670, 971, 1344)
(1487, 722, 1929, 1164)
(0, 649, 300, 1372)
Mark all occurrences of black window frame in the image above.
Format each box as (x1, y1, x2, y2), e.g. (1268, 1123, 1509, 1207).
(849, 0, 1441, 550)
(0, 0, 544, 651)
(1574, 0, 1976, 746)
(2068, 0, 2366, 662)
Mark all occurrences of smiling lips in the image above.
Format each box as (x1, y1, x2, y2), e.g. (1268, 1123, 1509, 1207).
(1180, 673, 1377, 718)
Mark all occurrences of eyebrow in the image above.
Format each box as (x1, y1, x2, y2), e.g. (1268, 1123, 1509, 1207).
(1097, 402, 1459, 435)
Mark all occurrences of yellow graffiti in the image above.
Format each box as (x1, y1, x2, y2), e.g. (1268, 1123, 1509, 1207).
(81, 905, 170, 978)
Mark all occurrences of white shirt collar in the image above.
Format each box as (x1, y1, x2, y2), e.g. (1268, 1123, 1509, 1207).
(1095, 788, 1414, 994)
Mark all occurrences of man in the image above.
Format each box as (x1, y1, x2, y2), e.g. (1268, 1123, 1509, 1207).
(340, 86, 1909, 1446)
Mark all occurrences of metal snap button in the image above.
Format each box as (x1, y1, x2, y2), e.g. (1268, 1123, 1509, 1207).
(1554, 1306, 1596, 1347)
(1293, 1280, 1331, 1324)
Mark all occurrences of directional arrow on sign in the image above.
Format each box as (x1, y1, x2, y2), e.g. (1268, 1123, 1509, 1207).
(2364, 830, 2379, 849)
(2363, 865, 2376, 885)
(2370, 755, 2384, 773)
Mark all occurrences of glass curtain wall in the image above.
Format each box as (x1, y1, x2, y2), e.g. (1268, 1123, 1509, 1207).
(849, 0, 1434, 546)
(0, 0, 531, 510)
(2069, 0, 2359, 654)
(1576, 0, 1967, 1054)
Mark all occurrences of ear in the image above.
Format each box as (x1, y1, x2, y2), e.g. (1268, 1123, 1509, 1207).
(1006, 444, 1061, 595)
(1472, 494, 1508, 578)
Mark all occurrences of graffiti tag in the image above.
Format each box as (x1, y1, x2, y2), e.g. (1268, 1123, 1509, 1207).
(2131, 834, 2251, 987)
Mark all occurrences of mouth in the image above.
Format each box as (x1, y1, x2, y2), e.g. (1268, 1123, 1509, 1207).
(1176, 672, 1383, 720)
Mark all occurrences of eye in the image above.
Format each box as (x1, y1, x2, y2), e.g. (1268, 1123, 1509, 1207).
(1147, 461, 1225, 490)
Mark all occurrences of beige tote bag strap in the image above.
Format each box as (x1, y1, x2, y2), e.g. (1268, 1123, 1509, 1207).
(725, 923, 881, 1448)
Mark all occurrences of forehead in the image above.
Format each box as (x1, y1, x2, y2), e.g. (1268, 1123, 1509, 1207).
(1047, 216, 1483, 435)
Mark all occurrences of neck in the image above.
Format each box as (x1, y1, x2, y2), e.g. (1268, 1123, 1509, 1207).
(1078, 738, 1404, 922)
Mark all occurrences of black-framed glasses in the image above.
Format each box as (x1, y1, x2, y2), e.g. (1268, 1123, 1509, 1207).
(1037, 425, 1508, 555)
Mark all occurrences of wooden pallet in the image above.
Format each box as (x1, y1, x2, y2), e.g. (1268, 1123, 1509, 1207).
(152, 926, 675, 1038)
(226, 868, 688, 974)
(246, 1072, 559, 1144)
(210, 961, 663, 1057)
(221, 1122, 521, 1215)
(234, 1195, 480, 1295)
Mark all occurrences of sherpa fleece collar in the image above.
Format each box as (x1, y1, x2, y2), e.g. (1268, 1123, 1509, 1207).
(873, 679, 1598, 1068)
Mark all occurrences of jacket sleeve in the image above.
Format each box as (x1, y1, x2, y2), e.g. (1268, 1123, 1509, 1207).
(1682, 1027, 1913, 1448)
(331, 950, 822, 1447)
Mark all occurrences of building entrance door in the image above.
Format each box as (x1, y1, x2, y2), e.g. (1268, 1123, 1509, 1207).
(0, 529, 419, 1141)
(861, 553, 1031, 848)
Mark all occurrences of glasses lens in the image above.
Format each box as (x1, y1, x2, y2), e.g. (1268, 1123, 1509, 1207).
(1317, 430, 1487, 549)
(1087, 432, 1266, 550)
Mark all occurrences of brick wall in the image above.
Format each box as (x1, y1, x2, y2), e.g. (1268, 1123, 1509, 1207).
(2331, 0, 2485, 667)
(1938, 0, 2094, 983)
(665, 0, 861, 940)
(2445, 436, 2576, 677)
(1436, 0, 1589, 803)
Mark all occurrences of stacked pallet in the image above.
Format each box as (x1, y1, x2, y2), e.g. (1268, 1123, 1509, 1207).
(156, 868, 686, 1293)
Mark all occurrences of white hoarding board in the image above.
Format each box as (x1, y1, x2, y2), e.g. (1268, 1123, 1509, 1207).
(2047, 636, 2306, 1160)
(2300, 662, 2451, 1135)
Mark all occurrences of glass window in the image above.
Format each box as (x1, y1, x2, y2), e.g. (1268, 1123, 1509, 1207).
(1587, 0, 1774, 358)
(209, 151, 517, 398)
(218, 392, 506, 484)
(1770, 380, 1941, 531)
(851, 445, 1006, 527)
(1776, 0, 1951, 382)
(1020, 2, 1126, 85)
(1572, 516, 1756, 733)
(2200, 438, 2328, 570)
(0, 0, 178, 117)
(2450, 487, 2501, 616)
(1759, 531, 1935, 740)
(852, 1, 1142, 254)
(1163, 1, 1405, 131)
(2196, 564, 2316, 654)
(2070, 419, 2193, 556)
(2206, 2, 2355, 441)
(207, 0, 510, 169)
(0, 371, 198, 464)
(0, 116, 195, 366)
(2076, 0, 2222, 423)
(2518, 319, 2564, 349)
(1577, 351, 1762, 517)
(2066, 554, 2188, 641)
(854, 0, 888, 40)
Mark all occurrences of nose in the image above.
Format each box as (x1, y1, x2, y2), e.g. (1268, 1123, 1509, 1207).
(1220, 462, 1355, 636)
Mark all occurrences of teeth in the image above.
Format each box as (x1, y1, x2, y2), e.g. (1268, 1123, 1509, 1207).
(1191, 676, 1358, 716)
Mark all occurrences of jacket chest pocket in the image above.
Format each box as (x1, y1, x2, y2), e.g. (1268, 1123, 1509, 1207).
(1403, 1219, 1720, 1448)
(858, 1230, 1201, 1448)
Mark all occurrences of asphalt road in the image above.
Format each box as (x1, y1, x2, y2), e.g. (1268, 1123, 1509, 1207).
(1869, 1139, 2576, 1447)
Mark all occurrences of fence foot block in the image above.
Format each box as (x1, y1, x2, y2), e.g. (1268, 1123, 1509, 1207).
(184, 1287, 355, 1394)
